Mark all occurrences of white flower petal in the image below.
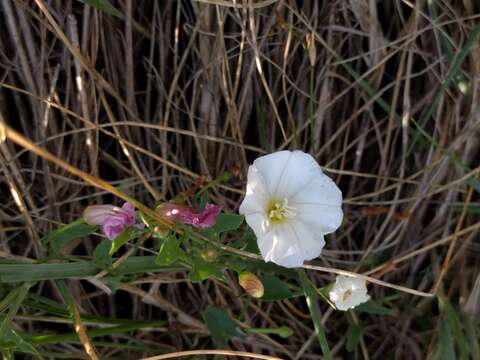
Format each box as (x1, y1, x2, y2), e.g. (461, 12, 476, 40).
(255, 220, 325, 268)
(256, 223, 302, 268)
(272, 151, 323, 198)
(253, 150, 328, 199)
(288, 219, 325, 262)
(352, 290, 370, 304)
(348, 277, 368, 290)
(290, 171, 342, 206)
(294, 203, 343, 234)
(239, 165, 270, 215)
(252, 151, 292, 196)
(329, 275, 370, 311)
(256, 226, 279, 263)
(243, 212, 269, 237)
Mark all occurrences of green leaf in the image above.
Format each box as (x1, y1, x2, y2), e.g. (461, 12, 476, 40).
(110, 227, 141, 255)
(77, 0, 123, 18)
(243, 234, 260, 254)
(226, 257, 297, 280)
(201, 214, 244, 239)
(189, 256, 223, 283)
(202, 307, 243, 347)
(42, 218, 97, 255)
(298, 269, 332, 360)
(259, 274, 294, 301)
(194, 190, 209, 212)
(155, 235, 186, 266)
(230, 229, 260, 254)
(245, 326, 293, 338)
(355, 301, 393, 316)
(93, 240, 113, 269)
(346, 323, 362, 352)
(214, 214, 244, 232)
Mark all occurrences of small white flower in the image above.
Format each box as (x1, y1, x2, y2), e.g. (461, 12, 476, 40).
(239, 150, 343, 268)
(329, 275, 370, 311)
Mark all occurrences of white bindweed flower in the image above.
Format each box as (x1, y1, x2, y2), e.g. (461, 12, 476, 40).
(329, 275, 370, 311)
(239, 150, 343, 268)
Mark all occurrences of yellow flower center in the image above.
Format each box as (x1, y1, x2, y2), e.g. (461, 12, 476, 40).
(342, 289, 352, 301)
(267, 198, 296, 224)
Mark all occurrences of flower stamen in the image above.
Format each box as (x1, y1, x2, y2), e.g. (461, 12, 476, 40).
(267, 198, 296, 224)
(342, 289, 352, 301)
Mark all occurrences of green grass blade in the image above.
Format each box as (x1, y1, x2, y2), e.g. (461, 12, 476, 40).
(24, 295, 167, 327)
(28, 320, 167, 345)
(429, 1, 454, 59)
(0, 256, 183, 283)
(313, 23, 480, 192)
(439, 297, 469, 360)
(462, 314, 480, 360)
(76, 0, 123, 18)
(435, 318, 456, 360)
(0, 283, 33, 339)
(0, 286, 21, 313)
(298, 269, 332, 360)
(409, 21, 480, 152)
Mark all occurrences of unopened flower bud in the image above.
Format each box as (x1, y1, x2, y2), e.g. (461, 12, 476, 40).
(305, 33, 316, 67)
(201, 248, 217, 262)
(153, 225, 169, 239)
(157, 203, 222, 229)
(239, 272, 264, 298)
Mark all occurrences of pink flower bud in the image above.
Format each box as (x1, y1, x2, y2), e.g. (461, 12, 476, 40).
(84, 202, 144, 240)
(157, 203, 222, 229)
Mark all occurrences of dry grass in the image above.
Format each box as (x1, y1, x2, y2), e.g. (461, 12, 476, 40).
(1, 0, 480, 359)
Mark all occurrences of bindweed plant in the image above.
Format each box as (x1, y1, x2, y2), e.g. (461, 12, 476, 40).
(0, 126, 435, 359)
(1, 0, 479, 357)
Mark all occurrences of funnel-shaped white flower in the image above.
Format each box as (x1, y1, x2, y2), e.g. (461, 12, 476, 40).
(239, 150, 343, 268)
(329, 275, 370, 311)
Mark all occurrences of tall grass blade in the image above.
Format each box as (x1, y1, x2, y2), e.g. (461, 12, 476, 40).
(298, 269, 332, 360)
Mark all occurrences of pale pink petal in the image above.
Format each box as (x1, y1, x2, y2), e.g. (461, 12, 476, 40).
(84, 202, 142, 240)
(84, 205, 119, 225)
(122, 202, 136, 224)
(190, 204, 223, 228)
(157, 203, 222, 229)
(102, 220, 125, 240)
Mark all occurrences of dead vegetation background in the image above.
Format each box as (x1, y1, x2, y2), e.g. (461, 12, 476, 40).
(0, 0, 480, 359)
